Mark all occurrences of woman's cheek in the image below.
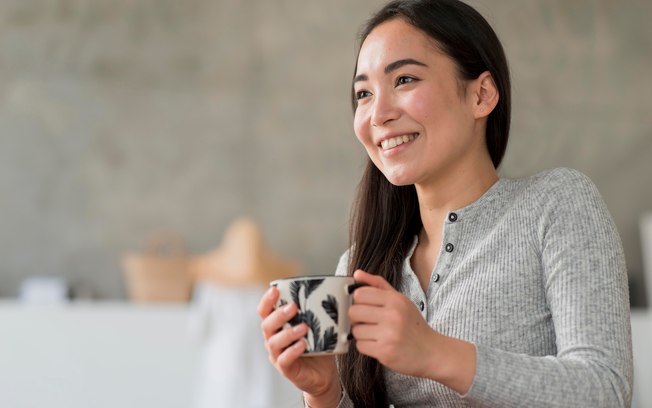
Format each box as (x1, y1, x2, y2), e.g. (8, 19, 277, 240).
(353, 109, 364, 144)
(353, 112, 370, 146)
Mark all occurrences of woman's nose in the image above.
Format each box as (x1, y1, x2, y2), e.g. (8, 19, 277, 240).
(370, 92, 400, 127)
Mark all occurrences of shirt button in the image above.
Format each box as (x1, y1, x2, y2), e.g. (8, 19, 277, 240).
(448, 212, 458, 222)
(445, 243, 454, 252)
(433, 273, 440, 283)
(419, 301, 425, 311)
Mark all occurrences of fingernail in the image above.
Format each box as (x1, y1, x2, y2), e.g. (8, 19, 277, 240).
(282, 304, 293, 314)
(293, 325, 304, 333)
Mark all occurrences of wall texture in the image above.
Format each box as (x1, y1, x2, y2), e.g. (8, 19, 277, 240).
(1, 0, 650, 302)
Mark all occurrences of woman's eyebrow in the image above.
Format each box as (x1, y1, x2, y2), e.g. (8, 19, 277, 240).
(385, 58, 427, 74)
(354, 58, 428, 84)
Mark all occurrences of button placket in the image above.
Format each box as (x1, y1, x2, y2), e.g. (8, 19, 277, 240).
(433, 212, 460, 287)
(445, 212, 458, 255)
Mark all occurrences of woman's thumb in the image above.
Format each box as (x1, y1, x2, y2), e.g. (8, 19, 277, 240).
(353, 269, 393, 290)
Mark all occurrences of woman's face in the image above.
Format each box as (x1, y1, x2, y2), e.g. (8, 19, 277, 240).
(353, 18, 486, 187)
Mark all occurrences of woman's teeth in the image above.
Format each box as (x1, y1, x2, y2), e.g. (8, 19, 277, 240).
(380, 133, 417, 150)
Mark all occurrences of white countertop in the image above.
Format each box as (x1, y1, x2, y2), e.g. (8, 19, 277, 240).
(0, 300, 303, 408)
(0, 301, 647, 408)
(0, 301, 201, 408)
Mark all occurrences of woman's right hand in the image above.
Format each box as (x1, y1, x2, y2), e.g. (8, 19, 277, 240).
(258, 286, 342, 406)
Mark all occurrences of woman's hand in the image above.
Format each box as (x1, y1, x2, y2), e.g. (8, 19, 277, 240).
(349, 269, 439, 377)
(258, 286, 342, 406)
(349, 270, 476, 393)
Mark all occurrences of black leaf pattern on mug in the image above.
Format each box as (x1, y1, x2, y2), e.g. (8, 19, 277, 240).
(303, 279, 324, 300)
(322, 295, 338, 325)
(303, 310, 321, 351)
(290, 314, 303, 327)
(319, 326, 338, 353)
(283, 279, 330, 352)
(290, 281, 303, 309)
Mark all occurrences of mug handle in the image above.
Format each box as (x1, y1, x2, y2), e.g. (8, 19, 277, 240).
(346, 282, 368, 294)
(345, 282, 368, 342)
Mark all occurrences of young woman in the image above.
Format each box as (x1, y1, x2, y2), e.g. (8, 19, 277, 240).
(258, 0, 633, 407)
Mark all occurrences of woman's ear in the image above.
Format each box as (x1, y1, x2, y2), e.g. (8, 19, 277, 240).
(472, 71, 499, 119)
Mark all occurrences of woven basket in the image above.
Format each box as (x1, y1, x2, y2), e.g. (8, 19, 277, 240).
(122, 232, 193, 302)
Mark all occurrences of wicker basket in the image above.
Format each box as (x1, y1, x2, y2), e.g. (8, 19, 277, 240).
(122, 232, 193, 302)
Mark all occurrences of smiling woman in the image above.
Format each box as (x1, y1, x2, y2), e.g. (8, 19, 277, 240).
(257, 1, 633, 407)
(352, 19, 499, 190)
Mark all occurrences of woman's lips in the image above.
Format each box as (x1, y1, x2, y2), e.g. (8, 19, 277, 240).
(380, 133, 418, 150)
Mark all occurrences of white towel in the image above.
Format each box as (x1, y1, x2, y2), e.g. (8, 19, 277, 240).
(189, 282, 302, 408)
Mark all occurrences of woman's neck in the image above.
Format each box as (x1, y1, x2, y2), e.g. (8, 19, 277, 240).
(415, 160, 498, 243)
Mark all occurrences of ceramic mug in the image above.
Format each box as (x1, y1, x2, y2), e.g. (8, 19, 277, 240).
(271, 276, 364, 356)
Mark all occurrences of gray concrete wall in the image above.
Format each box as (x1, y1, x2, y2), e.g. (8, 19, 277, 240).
(1, 0, 650, 303)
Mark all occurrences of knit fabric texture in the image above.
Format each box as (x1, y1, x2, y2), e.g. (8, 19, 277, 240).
(333, 168, 633, 408)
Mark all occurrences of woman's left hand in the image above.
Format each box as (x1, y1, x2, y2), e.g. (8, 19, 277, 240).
(349, 269, 440, 378)
(349, 269, 477, 393)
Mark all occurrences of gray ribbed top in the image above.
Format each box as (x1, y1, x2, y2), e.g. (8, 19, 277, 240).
(333, 168, 632, 408)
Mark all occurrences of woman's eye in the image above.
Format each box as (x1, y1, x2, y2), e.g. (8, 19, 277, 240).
(396, 76, 416, 86)
(355, 90, 372, 100)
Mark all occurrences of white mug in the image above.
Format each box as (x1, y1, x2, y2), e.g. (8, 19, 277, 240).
(271, 276, 364, 356)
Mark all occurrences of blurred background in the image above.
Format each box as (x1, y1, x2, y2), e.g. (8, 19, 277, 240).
(0, 0, 651, 407)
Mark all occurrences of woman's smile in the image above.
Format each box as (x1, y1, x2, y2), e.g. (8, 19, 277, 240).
(379, 133, 419, 151)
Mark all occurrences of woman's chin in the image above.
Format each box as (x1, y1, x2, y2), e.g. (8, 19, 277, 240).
(383, 172, 416, 187)
(376, 160, 419, 186)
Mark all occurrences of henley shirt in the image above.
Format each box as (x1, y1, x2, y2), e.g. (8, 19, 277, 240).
(333, 168, 633, 408)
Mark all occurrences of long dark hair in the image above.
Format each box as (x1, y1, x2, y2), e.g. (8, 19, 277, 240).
(338, 0, 511, 406)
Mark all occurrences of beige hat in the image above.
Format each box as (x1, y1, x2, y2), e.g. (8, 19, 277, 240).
(189, 217, 301, 286)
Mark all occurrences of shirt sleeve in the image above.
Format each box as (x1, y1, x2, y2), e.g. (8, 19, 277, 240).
(463, 168, 633, 407)
(335, 388, 355, 408)
(303, 388, 354, 408)
(335, 250, 351, 277)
